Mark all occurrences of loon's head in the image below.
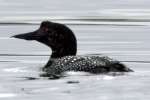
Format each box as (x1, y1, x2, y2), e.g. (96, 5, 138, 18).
(12, 21, 77, 58)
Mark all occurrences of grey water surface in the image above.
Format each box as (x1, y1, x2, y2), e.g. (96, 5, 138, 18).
(0, 0, 150, 100)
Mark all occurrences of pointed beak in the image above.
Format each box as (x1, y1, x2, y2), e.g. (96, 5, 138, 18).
(11, 30, 39, 40)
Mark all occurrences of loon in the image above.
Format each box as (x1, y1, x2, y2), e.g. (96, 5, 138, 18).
(12, 21, 133, 76)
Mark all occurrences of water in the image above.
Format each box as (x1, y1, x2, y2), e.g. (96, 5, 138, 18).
(0, 0, 150, 100)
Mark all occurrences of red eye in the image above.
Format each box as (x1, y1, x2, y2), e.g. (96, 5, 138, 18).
(44, 28, 49, 32)
(41, 27, 49, 32)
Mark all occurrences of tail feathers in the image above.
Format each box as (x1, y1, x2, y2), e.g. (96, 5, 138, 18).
(111, 63, 133, 72)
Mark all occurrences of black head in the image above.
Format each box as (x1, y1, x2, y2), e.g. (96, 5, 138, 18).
(12, 21, 77, 58)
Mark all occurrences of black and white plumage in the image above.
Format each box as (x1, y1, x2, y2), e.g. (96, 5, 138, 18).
(12, 21, 133, 76)
(44, 55, 132, 75)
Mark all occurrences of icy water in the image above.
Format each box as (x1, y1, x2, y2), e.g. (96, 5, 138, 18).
(1, 0, 150, 100)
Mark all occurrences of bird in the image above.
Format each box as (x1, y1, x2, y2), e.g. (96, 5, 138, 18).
(12, 21, 133, 77)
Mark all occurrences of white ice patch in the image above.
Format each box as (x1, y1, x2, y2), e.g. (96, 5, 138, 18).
(65, 71, 90, 76)
(0, 93, 16, 98)
(103, 76, 115, 80)
(3, 68, 27, 73)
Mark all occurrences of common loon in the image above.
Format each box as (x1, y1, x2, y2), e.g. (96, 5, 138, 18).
(12, 21, 133, 76)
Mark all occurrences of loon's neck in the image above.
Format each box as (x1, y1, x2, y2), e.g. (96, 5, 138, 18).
(51, 43, 77, 58)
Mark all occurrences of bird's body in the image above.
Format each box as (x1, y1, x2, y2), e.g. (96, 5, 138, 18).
(44, 55, 131, 75)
